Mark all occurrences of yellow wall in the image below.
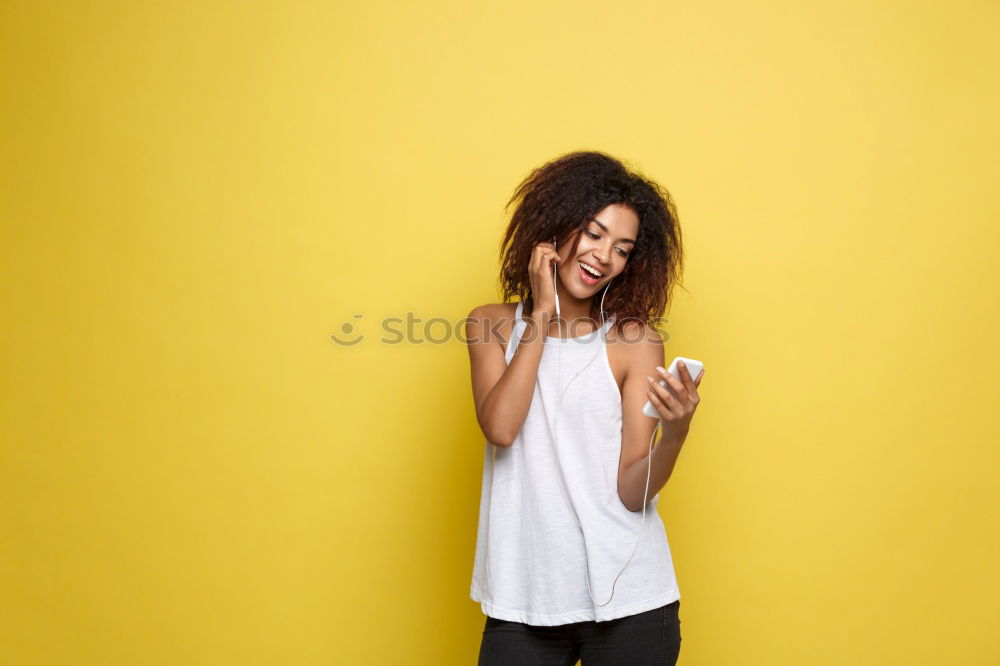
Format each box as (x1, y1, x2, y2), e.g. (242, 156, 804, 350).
(2, 1, 998, 664)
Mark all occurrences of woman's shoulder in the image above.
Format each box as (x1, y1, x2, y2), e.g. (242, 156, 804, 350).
(466, 302, 521, 350)
(606, 318, 660, 345)
(468, 301, 518, 319)
(606, 319, 665, 378)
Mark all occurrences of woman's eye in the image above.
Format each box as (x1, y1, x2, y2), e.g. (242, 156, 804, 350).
(589, 231, 628, 257)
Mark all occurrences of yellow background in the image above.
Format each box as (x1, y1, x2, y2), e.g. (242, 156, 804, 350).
(2, 1, 998, 664)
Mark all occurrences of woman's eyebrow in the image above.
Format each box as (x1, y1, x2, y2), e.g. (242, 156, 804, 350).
(590, 219, 636, 244)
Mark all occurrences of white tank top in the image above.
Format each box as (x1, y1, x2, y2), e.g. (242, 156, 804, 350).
(470, 301, 681, 625)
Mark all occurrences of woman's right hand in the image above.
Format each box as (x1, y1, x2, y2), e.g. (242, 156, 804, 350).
(529, 241, 562, 319)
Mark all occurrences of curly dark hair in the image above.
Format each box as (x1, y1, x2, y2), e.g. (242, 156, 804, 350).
(498, 150, 685, 333)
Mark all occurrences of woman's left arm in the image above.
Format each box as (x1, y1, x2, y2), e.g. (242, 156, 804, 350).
(616, 325, 705, 512)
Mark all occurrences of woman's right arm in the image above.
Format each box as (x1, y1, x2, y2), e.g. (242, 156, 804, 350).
(466, 305, 553, 447)
(466, 242, 562, 446)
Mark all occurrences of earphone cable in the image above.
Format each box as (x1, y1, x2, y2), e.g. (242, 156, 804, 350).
(552, 272, 658, 607)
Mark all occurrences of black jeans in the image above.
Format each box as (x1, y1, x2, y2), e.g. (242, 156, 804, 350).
(477, 600, 681, 666)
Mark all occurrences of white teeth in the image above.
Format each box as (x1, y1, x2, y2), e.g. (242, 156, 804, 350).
(579, 262, 603, 278)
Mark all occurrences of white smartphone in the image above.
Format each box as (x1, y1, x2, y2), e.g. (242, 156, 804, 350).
(642, 356, 704, 419)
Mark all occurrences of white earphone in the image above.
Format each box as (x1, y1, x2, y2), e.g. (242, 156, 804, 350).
(551, 238, 659, 608)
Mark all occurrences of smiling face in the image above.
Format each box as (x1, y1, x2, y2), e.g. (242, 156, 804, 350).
(556, 202, 639, 297)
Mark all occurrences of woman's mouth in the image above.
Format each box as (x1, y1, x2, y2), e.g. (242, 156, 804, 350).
(578, 261, 604, 286)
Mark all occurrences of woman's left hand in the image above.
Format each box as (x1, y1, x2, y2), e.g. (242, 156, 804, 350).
(646, 361, 704, 444)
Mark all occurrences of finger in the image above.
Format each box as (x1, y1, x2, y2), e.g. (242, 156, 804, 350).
(532, 242, 547, 262)
(677, 361, 696, 393)
(677, 364, 699, 407)
(532, 243, 546, 274)
(544, 251, 560, 277)
(541, 252, 557, 288)
(656, 367, 687, 400)
(694, 369, 704, 388)
(647, 385, 678, 420)
(537, 246, 555, 275)
(647, 376, 679, 417)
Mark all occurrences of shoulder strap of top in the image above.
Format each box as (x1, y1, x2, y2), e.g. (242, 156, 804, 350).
(506, 302, 527, 360)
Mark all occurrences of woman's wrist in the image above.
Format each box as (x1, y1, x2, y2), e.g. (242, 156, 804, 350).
(657, 427, 688, 449)
(526, 311, 554, 339)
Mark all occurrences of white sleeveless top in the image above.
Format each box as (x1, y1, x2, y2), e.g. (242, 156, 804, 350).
(470, 301, 681, 625)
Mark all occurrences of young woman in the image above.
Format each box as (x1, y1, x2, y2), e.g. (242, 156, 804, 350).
(466, 150, 705, 666)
